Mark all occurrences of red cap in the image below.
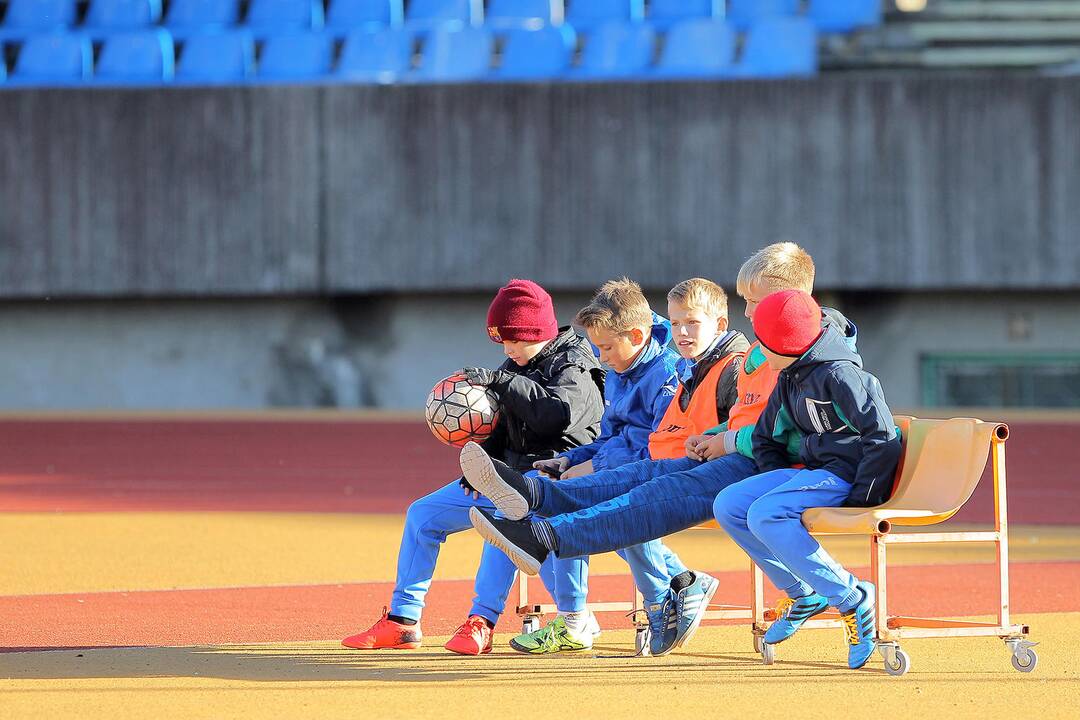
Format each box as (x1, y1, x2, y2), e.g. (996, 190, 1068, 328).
(752, 289, 823, 357)
(486, 279, 559, 343)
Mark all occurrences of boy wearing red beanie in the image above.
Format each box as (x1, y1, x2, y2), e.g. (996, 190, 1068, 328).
(713, 289, 902, 670)
(342, 279, 605, 655)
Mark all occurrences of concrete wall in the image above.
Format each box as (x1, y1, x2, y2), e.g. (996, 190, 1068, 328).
(1, 291, 1077, 410)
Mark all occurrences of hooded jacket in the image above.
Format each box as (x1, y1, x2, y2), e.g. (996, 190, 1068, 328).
(480, 327, 606, 471)
(561, 313, 681, 471)
(751, 322, 902, 508)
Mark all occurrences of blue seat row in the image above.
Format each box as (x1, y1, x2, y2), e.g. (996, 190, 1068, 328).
(0, 0, 881, 38)
(0, 19, 818, 85)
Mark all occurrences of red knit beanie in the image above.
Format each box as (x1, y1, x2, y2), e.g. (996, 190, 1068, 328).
(752, 289, 823, 357)
(486, 279, 559, 343)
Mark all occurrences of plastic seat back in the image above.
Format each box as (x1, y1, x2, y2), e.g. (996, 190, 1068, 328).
(13, 31, 92, 80)
(337, 27, 413, 81)
(487, 0, 559, 30)
(96, 29, 175, 81)
(84, 0, 162, 31)
(3, 0, 77, 32)
(326, 0, 403, 31)
(258, 32, 333, 78)
(808, 0, 881, 33)
(406, 0, 482, 31)
(496, 25, 574, 79)
(656, 19, 734, 76)
(414, 25, 491, 81)
(727, 0, 798, 31)
(177, 30, 255, 82)
(565, 0, 643, 32)
(246, 0, 325, 31)
(576, 21, 653, 77)
(647, 0, 719, 31)
(165, 0, 240, 32)
(738, 16, 817, 77)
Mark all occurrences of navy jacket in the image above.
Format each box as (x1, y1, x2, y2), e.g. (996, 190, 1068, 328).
(751, 323, 902, 508)
(561, 314, 680, 470)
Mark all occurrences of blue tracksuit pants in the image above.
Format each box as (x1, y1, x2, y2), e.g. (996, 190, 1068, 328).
(533, 454, 760, 560)
(712, 468, 862, 609)
(390, 476, 590, 625)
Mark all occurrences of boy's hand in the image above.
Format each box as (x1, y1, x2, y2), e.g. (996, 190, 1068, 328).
(560, 459, 593, 480)
(684, 434, 709, 461)
(459, 476, 481, 500)
(694, 433, 729, 461)
(533, 457, 570, 479)
(461, 367, 511, 388)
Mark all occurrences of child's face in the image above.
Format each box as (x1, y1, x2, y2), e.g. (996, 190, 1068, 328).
(760, 345, 798, 371)
(668, 301, 728, 360)
(502, 339, 549, 366)
(741, 279, 787, 322)
(586, 326, 647, 374)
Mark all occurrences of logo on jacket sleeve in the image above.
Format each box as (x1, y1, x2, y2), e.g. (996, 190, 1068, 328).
(488, 326, 503, 343)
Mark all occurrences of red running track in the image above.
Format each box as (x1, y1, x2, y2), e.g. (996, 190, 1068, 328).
(0, 418, 1075, 524)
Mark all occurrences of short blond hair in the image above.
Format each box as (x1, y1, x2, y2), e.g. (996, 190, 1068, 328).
(575, 277, 654, 334)
(736, 242, 815, 297)
(667, 278, 728, 319)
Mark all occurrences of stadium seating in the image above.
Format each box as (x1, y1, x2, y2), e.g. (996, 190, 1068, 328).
(337, 27, 413, 82)
(258, 32, 334, 79)
(326, 0, 404, 34)
(565, 0, 644, 33)
(808, 0, 882, 34)
(412, 25, 492, 81)
(164, 0, 240, 37)
(10, 32, 92, 82)
(486, 0, 559, 30)
(406, 0, 482, 32)
(246, 0, 325, 32)
(95, 29, 174, 82)
(84, 0, 163, 32)
(736, 17, 818, 78)
(727, 0, 799, 31)
(495, 24, 575, 80)
(176, 31, 255, 83)
(647, 0, 720, 31)
(1, 0, 78, 36)
(574, 21, 654, 78)
(655, 19, 735, 78)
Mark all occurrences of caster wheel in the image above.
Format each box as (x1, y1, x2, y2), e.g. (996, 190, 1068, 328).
(521, 617, 540, 635)
(1011, 648, 1038, 673)
(753, 635, 764, 654)
(761, 641, 776, 665)
(883, 648, 910, 677)
(635, 628, 651, 656)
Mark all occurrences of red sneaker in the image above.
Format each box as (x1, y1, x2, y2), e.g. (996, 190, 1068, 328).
(342, 608, 422, 650)
(444, 615, 493, 655)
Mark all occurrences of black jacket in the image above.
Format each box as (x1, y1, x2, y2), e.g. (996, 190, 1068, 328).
(751, 323, 902, 508)
(677, 330, 750, 426)
(481, 327, 606, 471)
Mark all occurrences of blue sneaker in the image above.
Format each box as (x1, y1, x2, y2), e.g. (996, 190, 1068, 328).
(673, 571, 719, 649)
(764, 593, 829, 644)
(840, 581, 877, 669)
(646, 594, 679, 657)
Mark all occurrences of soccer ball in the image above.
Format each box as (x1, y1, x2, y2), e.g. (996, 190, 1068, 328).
(425, 373, 501, 448)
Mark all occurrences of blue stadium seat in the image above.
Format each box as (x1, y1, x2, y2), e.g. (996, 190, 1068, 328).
(95, 29, 175, 82)
(258, 32, 333, 79)
(11, 32, 92, 82)
(808, 0, 882, 33)
(0, 43, 5, 82)
(176, 31, 255, 82)
(727, 0, 798, 31)
(574, 21, 653, 78)
(486, 0, 559, 30)
(647, 0, 720, 31)
(565, 0, 643, 33)
(736, 17, 817, 77)
(246, 0, 325, 32)
(655, 19, 734, 77)
(2, 0, 77, 36)
(84, 0, 162, 31)
(326, 0, 403, 33)
(412, 25, 491, 82)
(495, 25, 574, 80)
(165, 0, 240, 36)
(406, 0, 482, 32)
(336, 27, 412, 82)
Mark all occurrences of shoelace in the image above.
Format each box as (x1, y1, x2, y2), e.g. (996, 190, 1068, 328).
(537, 619, 564, 652)
(774, 597, 795, 621)
(456, 617, 486, 638)
(841, 611, 861, 646)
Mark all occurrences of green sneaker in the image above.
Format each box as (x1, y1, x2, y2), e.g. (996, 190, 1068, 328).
(509, 616, 593, 655)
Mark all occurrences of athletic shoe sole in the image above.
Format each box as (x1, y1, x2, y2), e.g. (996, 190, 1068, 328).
(469, 506, 542, 576)
(460, 441, 530, 520)
(675, 576, 719, 649)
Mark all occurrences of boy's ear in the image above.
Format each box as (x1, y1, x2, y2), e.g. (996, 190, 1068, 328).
(628, 327, 646, 346)
(716, 317, 729, 333)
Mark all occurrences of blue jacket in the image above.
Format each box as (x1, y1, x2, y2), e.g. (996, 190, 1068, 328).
(752, 322, 902, 508)
(561, 314, 680, 471)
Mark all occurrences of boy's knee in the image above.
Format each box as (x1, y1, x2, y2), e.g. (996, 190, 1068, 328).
(712, 488, 741, 527)
(745, 498, 782, 538)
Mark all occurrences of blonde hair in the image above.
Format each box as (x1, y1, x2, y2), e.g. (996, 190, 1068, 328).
(736, 242, 815, 297)
(666, 278, 728, 319)
(575, 277, 654, 334)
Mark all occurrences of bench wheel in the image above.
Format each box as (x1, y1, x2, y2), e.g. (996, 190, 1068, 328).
(635, 627, 650, 656)
(761, 641, 776, 665)
(521, 616, 540, 635)
(753, 634, 764, 654)
(883, 648, 910, 677)
(1006, 638, 1038, 673)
